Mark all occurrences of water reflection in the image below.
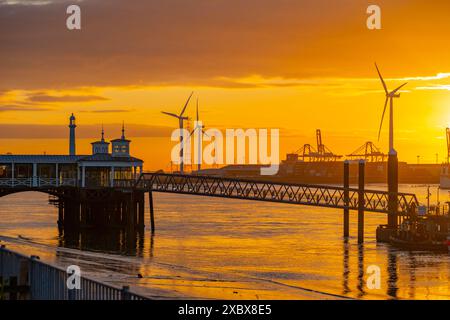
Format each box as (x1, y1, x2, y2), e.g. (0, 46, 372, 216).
(58, 227, 146, 256)
(342, 239, 350, 295)
(407, 253, 417, 299)
(1, 188, 450, 300)
(357, 244, 366, 298)
(387, 247, 399, 299)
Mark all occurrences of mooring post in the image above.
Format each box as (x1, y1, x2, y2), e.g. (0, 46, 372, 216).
(343, 161, 350, 238)
(358, 160, 365, 244)
(149, 191, 155, 233)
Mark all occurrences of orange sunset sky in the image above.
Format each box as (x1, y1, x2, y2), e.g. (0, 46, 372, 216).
(0, 0, 449, 170)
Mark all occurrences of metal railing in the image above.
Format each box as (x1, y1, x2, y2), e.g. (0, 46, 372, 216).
(0, 246, 148, 300)
(0, 178, 78, 188)
(117, 172, 419, 214)
(0, 178, 33, 187)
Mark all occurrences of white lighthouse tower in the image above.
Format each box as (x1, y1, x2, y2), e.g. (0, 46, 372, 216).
(69, 113, 76, 155)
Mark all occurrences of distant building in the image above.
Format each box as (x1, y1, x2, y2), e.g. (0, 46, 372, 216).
(0, 115, 143, 188)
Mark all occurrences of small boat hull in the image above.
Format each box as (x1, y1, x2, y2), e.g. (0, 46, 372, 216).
(389, 236, 448, 252)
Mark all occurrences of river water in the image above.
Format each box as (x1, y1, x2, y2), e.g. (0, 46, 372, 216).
(0, 184, 449, 300)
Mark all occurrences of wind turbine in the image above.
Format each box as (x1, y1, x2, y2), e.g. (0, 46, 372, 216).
(162, 92, 194, 174)
(375, 63, 407, 155)
(190, 98, 208, 172)
(374, 63, 407, 230)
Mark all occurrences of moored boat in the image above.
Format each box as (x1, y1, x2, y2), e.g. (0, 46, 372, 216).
(389, 235, 448, 252)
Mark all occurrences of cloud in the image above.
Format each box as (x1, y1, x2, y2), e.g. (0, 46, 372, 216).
(214, 75, 342, 88)
(415, 85, 450, 91)
(396, 73, 450, 81)
(26, 93, 109, 103)
(80, 108, 132, 113)
(0, 123, 173, 138)
(2, 0, 450, 91)
(0, 0, 54, 5)
(0, 104, 52, 112)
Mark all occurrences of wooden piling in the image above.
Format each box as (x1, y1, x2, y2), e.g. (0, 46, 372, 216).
(80, 202, 87, 227)
(358, 160, 365, 244)
(57, 201, 64, 231)
(343, 161, 350, 238)
(138, 192, 145, 229)
(149, 191, 155, 233)
(127, 192, 135, 231)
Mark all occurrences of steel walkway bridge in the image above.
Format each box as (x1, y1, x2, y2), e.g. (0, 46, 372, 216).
(0, 173, 420, 242)
(0, 173, 419, 214)
(115, 173, 419, 215)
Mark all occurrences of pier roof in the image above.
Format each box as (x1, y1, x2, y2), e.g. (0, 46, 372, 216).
(0, 155, 85, 163)
(77, 154, 143, 163)
(0, 154, 143, 164)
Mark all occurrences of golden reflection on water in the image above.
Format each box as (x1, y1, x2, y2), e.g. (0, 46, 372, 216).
(0, 184, 449, 300)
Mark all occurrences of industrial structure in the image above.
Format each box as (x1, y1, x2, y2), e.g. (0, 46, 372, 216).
(346, 141, 387, 162)
(287, 129, 342, 163)
(439, 127, 450, 189)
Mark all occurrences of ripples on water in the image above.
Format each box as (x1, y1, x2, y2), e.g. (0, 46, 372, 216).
(0, 184, 449, 300)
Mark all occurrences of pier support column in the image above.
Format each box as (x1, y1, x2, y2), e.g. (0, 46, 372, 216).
(343, 161, 350, 238)
(127, 192, 135, 231)
(58, 200, 64, 227)
(358, 160, 365, 244)
(32, 163, 37, 187)
(11, 163, 14, 187)
(149, 191, 155, 233)
(81, 166, 86, 188)
(387, 153, 398, 229)
(138, 192, 145, 229)
(80, 202, 87, 227)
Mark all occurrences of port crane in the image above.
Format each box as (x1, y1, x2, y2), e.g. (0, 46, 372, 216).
(292, 129, 342, 162)
(347, 141, 387, 162)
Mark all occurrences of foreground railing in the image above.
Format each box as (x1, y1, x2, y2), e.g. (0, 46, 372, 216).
(0, 245, 148, 300)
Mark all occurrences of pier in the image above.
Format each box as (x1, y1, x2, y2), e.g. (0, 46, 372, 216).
(0, 167, 418, 242)
(0, 114, 420, 243)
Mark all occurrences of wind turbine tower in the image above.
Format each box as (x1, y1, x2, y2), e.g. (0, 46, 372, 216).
(375, 63, 407, 229)
(162, 92, 194, 174)
(190, 98, 208, 172)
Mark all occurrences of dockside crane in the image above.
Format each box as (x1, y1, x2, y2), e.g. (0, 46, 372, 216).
(347, 141, 387, 162)
(290, 129, 342, 162)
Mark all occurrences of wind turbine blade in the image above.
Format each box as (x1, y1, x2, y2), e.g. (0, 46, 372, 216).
(180, 91, 194, 117)
(189, 127, 198, 136)
(161, 111, 179, 118)
(391, 82, 408, 95)
(377, 97, 389, 141)
(202, 130, 209, 138)
(375, 63, 388, 94)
